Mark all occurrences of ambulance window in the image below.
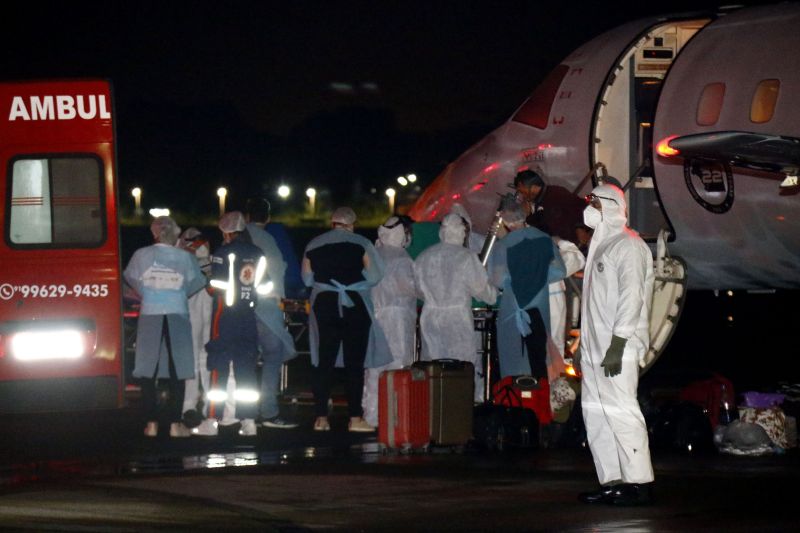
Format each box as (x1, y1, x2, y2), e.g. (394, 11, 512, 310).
(750, 79, 780, 124)
(512, 64, 569, 129)
(696, 83, 725, 126)
(7, 156, 105, 248)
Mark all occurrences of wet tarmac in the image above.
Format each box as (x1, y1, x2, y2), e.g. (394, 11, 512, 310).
(0, 403, 798, 532)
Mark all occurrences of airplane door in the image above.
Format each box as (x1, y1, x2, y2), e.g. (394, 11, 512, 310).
(591, 19, 711, 241)
(642, 230, 687, 373)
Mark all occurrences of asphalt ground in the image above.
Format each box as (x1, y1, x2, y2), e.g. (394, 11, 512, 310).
(0, 402, 798, 532)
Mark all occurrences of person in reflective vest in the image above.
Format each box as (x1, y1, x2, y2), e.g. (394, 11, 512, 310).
(206, 211, 272, 437)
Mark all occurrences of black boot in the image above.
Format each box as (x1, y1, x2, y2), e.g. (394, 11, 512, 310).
(607, 483, 654, 506)
(578, 484, 621, 504)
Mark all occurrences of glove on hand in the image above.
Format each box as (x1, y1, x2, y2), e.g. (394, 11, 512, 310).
(601, 335, 627, 377)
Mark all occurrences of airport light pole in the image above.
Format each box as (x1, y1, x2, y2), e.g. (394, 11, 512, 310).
(217, 187, 228, 216)
(131, 187, 142, 216)
(385, 188, 396, 213)
(306, 187, 316, 215)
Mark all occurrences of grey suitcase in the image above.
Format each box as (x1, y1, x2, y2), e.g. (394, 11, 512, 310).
(412, 359, 474, 446)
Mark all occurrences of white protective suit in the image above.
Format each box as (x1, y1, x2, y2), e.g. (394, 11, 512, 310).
(414, 214, 497, 401)
(362, 219, 417, 427)
(547, 237, 585, 381)
(580, 184, 655, 485)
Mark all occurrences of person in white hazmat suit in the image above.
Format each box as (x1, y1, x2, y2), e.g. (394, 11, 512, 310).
(362, 216, 417, 427)
(577, 183, 655, 506)
(414, 213, 497, 401)
(177, 228, 236, 436)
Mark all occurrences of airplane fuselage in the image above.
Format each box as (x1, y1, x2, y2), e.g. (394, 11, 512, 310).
(410, 3, 800, 290)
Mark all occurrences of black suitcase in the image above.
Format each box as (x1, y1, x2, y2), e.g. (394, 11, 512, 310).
(473, 403, 539, 452)
(412, 359, 474, 446)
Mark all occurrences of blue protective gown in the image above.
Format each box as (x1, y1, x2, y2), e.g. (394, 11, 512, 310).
(123, 243, 206, 380)
(492, 227, 566, 378)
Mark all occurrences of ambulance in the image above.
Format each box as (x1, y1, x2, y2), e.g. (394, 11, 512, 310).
(0, 80, 123, 412)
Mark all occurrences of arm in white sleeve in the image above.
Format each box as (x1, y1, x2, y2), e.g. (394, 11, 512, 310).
(556, 238, 586, 277)
(547, 241, 567, 283)
(468, 255, 498, 305)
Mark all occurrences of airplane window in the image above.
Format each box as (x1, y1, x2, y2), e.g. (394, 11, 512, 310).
(7, 156, 105, 248)
(750, 79, 780, 124)
(696, 83, 725, 126)
(512, 64, 569, 130)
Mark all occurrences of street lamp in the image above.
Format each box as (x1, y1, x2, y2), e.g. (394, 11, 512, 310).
(277, 185, 291, 199)
(385, 188, 396, 213)
(305, 187, 317, 215)
(407, 174, 417, 183)
(131, 187, 142, 215)
(217, 187, 228, 216)
(397, 176, 408, 186)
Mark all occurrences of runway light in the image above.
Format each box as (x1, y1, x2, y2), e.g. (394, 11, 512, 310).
(277, 185, 291, 199)
(149, 208, 170, 217)
(656, 135, 680, 157)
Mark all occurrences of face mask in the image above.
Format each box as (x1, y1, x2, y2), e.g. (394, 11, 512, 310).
(583, 206, 602, 229)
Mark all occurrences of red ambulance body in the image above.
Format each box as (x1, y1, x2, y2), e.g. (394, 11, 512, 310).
(0, 80, 123, 412)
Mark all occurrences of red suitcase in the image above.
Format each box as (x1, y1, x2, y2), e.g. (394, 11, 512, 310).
(379, 368, 431, 451)
(492, 375, 553, 425)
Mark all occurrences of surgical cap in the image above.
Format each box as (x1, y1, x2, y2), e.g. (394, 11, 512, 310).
(331, 206, 357, 225)
(501, 203, 526, 226)
(219, 211, 246, 233)
(440, 213, 468, 245)
(151, 216, 181, 244)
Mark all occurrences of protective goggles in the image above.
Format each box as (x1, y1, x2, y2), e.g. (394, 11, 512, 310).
(584, 193, 619, 209)
(382, 215, 414, 230)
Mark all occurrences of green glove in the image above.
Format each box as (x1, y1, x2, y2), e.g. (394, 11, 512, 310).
(601, 335, 627, 377)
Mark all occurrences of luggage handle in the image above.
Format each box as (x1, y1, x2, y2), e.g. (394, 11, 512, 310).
(429, 358, 469, 368)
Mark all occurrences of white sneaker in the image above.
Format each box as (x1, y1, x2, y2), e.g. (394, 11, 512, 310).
(239, 418, 257, 436)
(348, 417, 375, 433)
(192, 418, 219, 436)
(314, 417, 331, 431)
(144, 421, 158, 437)
(170, 422, 192, 438)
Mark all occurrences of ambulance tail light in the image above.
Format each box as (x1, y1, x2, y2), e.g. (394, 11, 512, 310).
(656, 135, 681, 157)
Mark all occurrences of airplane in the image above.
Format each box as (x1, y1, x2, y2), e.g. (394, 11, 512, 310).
(408, 2, 800, 369)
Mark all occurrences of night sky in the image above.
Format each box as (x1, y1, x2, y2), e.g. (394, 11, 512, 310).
(2, 0, 776, 215)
